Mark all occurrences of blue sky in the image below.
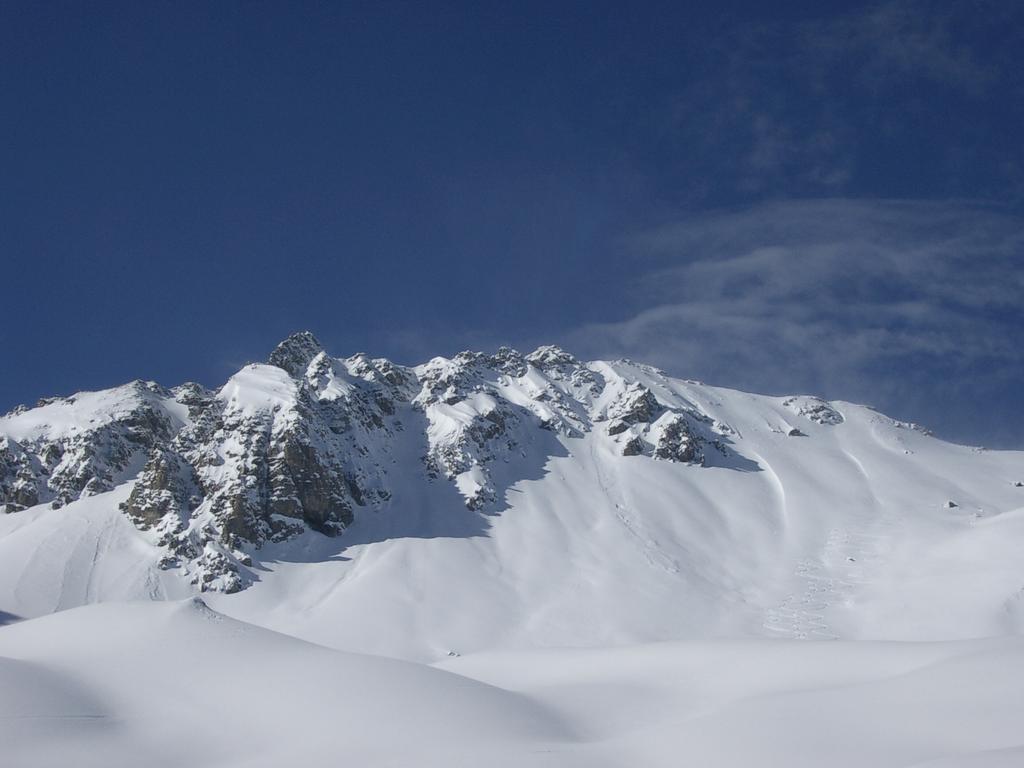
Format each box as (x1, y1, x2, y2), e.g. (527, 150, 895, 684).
(2, 1, 1022, 447)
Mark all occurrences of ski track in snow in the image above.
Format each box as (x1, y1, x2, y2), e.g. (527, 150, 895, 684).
(591, 442, 682, 578)
(763, 449, 905, 640)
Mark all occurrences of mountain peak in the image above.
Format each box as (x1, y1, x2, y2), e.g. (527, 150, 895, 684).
(268, 331, 324, 377)
(526, 345, 578, 368)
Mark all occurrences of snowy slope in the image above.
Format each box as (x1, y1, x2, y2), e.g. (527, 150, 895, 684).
(0, 487, 188, 617)
(1, 598, 1023, 768)
(0, 600, 577, 768)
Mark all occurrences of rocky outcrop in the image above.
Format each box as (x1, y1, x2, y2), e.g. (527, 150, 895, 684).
(0, 437, 41, 512)
(268, 331, 325, 377)
(0, 381, 184, 511)
(120, 356, 394, 589)
(606, 384, 660, 435)
(415, 352, 530, 509)
(783, 396, 844, 426)
(622, 435, 645, 456)
(653, 415, 702, 464)
(122, 447, 199, 530)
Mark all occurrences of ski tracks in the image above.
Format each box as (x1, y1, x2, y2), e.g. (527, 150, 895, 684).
(763, 449, 902, 639)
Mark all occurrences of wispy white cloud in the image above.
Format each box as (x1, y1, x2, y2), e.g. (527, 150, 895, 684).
(659, 0, 1022, 202)
(798, 0, 995, 95)
(566, 199, 1024, 446)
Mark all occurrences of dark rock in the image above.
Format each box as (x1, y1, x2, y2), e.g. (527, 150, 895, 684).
(269, 436, 354, 532)
(269, 331, 325, 377)
(622, 436, 645, 456)
(782, 397, 844, 425)
(607, 385, 660, 434)
(1, 388, 177, 512)
(654, 416, 702, 464)
(491, 346, 528, 377)
(121, 448, 198, 529)
(525, 345, 578, 369)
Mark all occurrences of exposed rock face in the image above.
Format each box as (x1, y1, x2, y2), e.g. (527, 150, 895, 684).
(606, 384, 660, 435)
(783, 397, 844, 426)
(622, 435, 645, 456)
(653, 415, 702, 463)
(122, 447, 199, 530)
(120, 354, 395, 590)
(268, 331, 325, 377)
(0, 381, 185, 512)
(0, 437, 41, 512)
(598, 379, 706, 464)
(0, 332, 756, 591)
(415, 351, 532, 510)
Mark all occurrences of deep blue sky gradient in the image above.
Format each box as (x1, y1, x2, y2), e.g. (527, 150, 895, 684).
(2, 1, 1022, 446)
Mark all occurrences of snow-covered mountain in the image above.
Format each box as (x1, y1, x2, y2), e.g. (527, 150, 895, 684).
(0, 333, 712, 592)
(4, 331, 1024, 767)
(1, 330, 1023, 658)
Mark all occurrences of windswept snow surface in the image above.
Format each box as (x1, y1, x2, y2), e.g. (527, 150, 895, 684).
(2, 348, 1024, 765)
(1, 600, 1023, 768)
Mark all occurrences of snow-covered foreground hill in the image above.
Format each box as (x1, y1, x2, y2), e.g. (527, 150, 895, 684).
(2, 599, 1023, 768)
(2, 332, 1023, 765)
